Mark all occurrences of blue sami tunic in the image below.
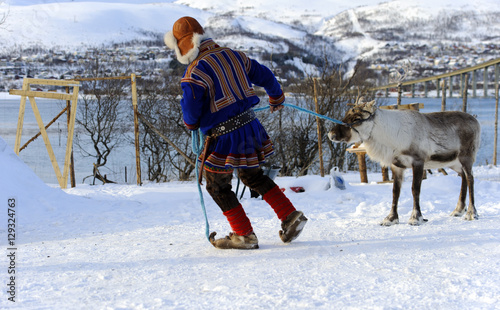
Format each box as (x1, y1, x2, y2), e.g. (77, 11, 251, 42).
(180, 39, 285, 173)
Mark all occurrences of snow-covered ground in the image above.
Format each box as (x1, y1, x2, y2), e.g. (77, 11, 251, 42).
(1, 136, 499, 309)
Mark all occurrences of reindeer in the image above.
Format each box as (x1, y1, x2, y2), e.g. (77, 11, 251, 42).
(328, 99, 480, 225)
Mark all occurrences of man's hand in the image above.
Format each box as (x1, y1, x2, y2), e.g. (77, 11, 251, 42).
(270, 105, 284, 113)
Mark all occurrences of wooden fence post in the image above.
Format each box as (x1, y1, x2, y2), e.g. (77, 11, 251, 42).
(66, 86, 76, 188)
(441, 79, 447, 111)
(381, 167, 389, 182)
(472, 70, 477, 98)
(484, 66, 488, 98)
(397, 83, 402, 106)
(131, 73, 142, 185)
(462, 74, 469, 112)
(436, 78, 441, 98)
(14, 80, 29, 154)
(460, 73, 464, 97)
(62, 82, 79, 189)
(494, 83, 499, 166)
(313, 78, 325, 177)
(357, 153, 368, 183)
(495, 64, 499, 88)
(449, 76, 453, 98)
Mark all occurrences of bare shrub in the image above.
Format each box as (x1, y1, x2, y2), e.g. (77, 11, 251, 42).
(136, 71, 196, 182)
(74, 56, 129, 184)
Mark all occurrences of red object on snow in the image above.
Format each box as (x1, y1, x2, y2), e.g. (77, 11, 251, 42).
(289, 186, 305, 193)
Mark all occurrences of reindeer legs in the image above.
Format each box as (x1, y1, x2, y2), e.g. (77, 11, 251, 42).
(381, 166, 404, 226)
(450, 159, 478, 220)
(408, 162, 426, 225)
(451, 169, 468, 217)
(462, 161, 479, 220)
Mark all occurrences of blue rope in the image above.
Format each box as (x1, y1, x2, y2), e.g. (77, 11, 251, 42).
(191, 129, 210, 242)
(254, 103, 345, 125)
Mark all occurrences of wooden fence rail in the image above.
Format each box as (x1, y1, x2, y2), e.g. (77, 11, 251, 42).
(372, 57, 500, 99)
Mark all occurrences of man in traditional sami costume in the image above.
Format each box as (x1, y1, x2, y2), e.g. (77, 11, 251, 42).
(164, 16, 307, 249)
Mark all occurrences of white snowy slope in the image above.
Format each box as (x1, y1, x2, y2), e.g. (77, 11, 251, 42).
(318, 0, 500, 61)
(0, 1, 207, 49)
(0, 0, 353, 50)
(0, 135, 499, 309)
(1, 0, 499, 58)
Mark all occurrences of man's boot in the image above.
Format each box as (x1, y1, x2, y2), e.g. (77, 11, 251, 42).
(279, 210, 308, 243)
(263, 185, 308, 243)
(209, 204, 258, 249)
(209, 232, 259, 249)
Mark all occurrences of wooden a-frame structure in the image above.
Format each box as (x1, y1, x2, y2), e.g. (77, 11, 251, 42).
(9, 78, 80, 189)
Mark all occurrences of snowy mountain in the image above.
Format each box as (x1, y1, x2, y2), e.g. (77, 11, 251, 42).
(1, 0, 499, 63)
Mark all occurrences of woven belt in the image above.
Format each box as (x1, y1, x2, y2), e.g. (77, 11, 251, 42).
(208, 109, 257, 138)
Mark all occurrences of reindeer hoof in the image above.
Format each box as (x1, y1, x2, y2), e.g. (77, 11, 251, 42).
(450, 210, 465, 217)
(409, 216, 422, 225)
(408, 216, 427, 226)
(380, 217, 399, 226)
(464, 212, 479, 221)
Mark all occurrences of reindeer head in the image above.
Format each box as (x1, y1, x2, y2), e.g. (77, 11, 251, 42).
(328, 99, 377, 144)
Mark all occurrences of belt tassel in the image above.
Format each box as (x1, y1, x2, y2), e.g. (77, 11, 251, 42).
(198, 135, 214, 185)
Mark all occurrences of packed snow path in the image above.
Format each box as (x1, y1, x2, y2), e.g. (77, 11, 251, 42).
(1, 138, 499, 309)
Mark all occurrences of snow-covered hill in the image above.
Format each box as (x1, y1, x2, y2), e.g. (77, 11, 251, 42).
(1, 0, 499, 62)
(320, 1, 500, 61)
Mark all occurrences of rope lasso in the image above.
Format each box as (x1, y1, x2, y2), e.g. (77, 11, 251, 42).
(254, 103, 345, 125)
(191, 129, 211, 242)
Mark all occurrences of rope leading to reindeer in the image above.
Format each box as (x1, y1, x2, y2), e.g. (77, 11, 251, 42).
(191, 129, 211, 242)
(254, 103, 345, 125)
(192, 102, 345, 242)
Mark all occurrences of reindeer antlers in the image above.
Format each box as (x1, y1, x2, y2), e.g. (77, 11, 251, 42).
(389, 60, 413, 84)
